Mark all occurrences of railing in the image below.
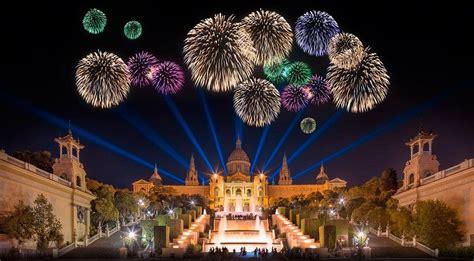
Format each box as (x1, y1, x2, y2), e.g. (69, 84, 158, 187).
(369, 226, 438, 257)
(419, 158, 474, 186)
(0, 151, 72, 187)
(58, 242, 76, 256)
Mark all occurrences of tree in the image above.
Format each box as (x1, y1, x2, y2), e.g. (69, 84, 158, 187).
(32, 194, 63, 249)
(12, 150, 55, 173)
(92, 198, 119, 228)
(115, 189, 138, 224)
(413, 200, 463, 249)
(381, 168, 399, 192)
(1, 201, 35, 249)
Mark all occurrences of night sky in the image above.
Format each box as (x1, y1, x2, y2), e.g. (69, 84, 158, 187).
(1, 1, 473, 188)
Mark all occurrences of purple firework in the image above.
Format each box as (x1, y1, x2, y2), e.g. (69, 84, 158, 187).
(304, 75, 331, 106)
(295, 11, 339, 56)
(127, 52, 159, 88)
(152, 61, 185, 94)
(281, 84, 308, 112)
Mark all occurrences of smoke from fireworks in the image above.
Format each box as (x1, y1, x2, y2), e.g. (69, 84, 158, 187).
(184, 14, 256, 92)
(304, 74, 331, 106)
(76, 51, 130, 108)
(286, 61, 312, 85)
(327, 49, 390, 113)
(295, 11, 339, 56)
(127, 52, 159, 88)
(152, 61, 185, 95)
(300, 117, 317, 134)
(241, 10, 293, 65)
(124, 21, 142, 40)
(328, 33, 365, 69)
(233, 78, 280, 127)
(281, 84, 308, 112)
(263, 57, 290, 84)
(83, 8, 107, 34)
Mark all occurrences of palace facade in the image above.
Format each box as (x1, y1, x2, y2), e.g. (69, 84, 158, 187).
(393, 130, 474, 246)
(132, 138, 347, 209)
(0, 132, 95, 245)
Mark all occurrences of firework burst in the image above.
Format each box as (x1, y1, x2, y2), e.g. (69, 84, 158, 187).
(184, 14, 256, 92)
(241, 9, 293, 65)
(233, 78, 280, 127)
(124, 21, 142, 40)
(127, 52, 159, 88)
(263, 57, 290, 84)
(75, 51, 130, 108)
(327, 49, 390, 113)
(328, 33, 365, 69)
(300, 117, 317, 134)
(304, 74, 331, 106)
(295, 11, 339, 56)
(83, 8, 107, 34)
(281, 84, 308, 112)
(286, 61, 312, 85)
(152, 61, 185, 95)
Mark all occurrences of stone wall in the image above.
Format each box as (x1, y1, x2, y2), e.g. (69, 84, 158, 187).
(267, 184, 328, 199)
(166, 185, 210, 196)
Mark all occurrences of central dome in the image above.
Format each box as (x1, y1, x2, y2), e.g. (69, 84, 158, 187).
(226, 138, 251, 178)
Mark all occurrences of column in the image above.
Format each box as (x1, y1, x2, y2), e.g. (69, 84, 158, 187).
(86, 209, 91, 238)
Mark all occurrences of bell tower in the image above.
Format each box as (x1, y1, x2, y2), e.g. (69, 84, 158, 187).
(278, 153, 292, 185)
(402, 129, 440, 190)
(52, 130, 88, 192)
(185, 154, 199, 186)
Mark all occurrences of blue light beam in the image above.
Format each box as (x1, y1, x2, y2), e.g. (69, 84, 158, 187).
(118, 107, 189, 168)
(269, 110, 344, 180)
(163, 96, 214, 173)
(235, 115, 244, 142)
(198, 90, 227, 174)
(262, 110, 305, 170)
(293, 87, 458, 180)
(251, 125, 271, 174)
(3, 96, 184, 183)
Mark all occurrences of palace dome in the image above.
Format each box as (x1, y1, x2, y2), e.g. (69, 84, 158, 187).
(226, 138, 251, 177)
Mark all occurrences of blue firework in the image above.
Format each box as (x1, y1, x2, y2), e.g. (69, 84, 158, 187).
(295, 11, 339, 56)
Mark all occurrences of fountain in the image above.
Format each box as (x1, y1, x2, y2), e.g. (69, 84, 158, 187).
(223, 196, 229, 212)
(250, 196, 256, 212)
(258, 218, 266, 241)
(255, 216, 261, 230)
(203, 209, 207, 215)
(217, 215, 227, 244)
(235, 194, 243, 212)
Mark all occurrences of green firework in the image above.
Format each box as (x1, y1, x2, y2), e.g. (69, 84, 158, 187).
(286, 61, 312, 85)
(124, 21, 142, 40)
(300, 117, 317, 134)
(263, 58, 290, 84)
(82, 8, 107, 34)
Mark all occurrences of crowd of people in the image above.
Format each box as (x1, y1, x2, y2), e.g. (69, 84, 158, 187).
(222, 213, 260, 220)
(207, 246, 280, 257)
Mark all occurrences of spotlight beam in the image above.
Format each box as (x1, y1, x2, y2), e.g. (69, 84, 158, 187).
(251, 125, 271, 174)
(198, 90, 227, 174)
(293, 86, 459, 180)
(269, 110, 344, 180)
(3, 95, 184, 184)
(263, 110, 305, 170)
(118, 107, 189, 168)
(163, 96, 214, 174)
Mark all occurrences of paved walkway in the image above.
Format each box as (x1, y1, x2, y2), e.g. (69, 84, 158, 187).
(62, 223, 141, 258)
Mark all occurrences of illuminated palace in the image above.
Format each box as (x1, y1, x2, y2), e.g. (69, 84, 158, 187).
(133, 138, 347, 209)
(394, 130, 474, 246)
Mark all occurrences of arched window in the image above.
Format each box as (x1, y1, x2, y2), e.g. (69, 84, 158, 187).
(214, 187, 219, 198)
(246, 189, 251, 197)
(236, 188, 242, 196)
(76, 176, 82, 187)
(408, 174, 415, 184)
(422, 142, 429, 152)
(226, 189, 231, 196)
(72, 147, 78, 158)
(258, 186, 263, 197)
(62, 146, 68, 156)
(413, 144, 419, 155)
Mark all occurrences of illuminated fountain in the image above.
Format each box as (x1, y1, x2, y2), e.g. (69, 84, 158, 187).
(235, 194, 243, 212)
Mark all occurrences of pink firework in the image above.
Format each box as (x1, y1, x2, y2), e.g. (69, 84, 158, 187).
(281, 84, 309, 112)
(127, 52, 160, 88)
(152, 61, 185, 94)
(304, 74, 331, 106)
